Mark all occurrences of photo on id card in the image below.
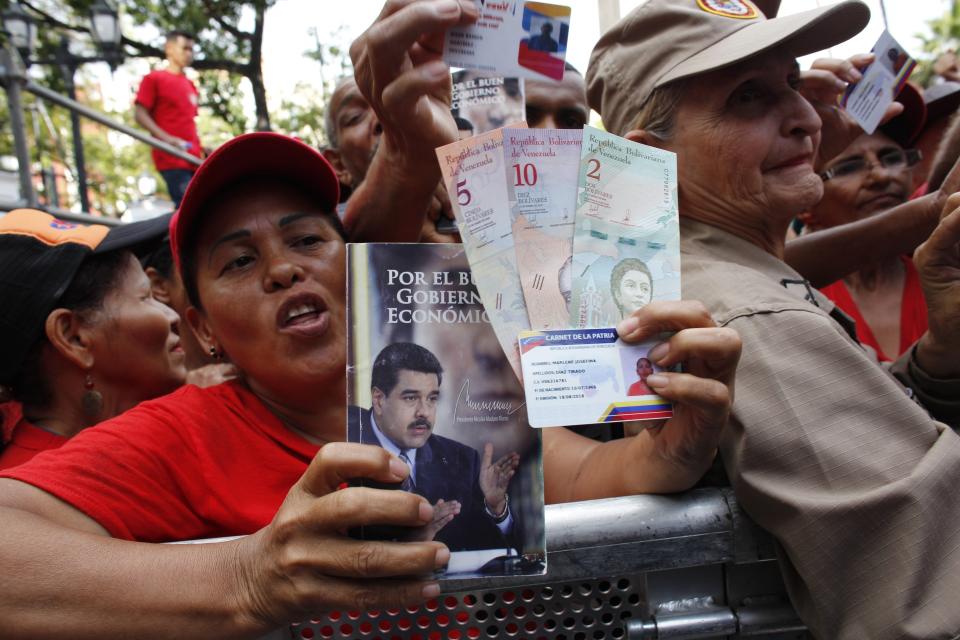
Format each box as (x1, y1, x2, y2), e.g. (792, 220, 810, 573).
(518, 2, 570, 81)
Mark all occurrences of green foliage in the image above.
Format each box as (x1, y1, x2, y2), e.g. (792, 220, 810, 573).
(915, 0, 960, 86)
(272, 27, 353, 148)
(1, 0, 353, 215)
(1, 0, 275, 214)
(80, 102, 158, 217)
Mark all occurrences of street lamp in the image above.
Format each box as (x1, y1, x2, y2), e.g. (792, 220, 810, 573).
(3, 0, 125, 213)
(88, 0, 122, 68)
(1, 2, 35, 62)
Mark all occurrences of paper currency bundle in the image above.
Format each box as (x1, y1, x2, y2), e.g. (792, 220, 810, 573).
(437, 124, 680, 372)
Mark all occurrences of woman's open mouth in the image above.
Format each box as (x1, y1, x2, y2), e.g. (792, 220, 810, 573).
(277, 292, 331, 337)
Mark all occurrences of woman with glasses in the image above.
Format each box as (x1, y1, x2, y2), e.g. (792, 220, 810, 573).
(800, 131, 926, 360)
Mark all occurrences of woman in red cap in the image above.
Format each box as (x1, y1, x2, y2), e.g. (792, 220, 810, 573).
(0, 2, 741, 634)
(0, 129, 740, 637)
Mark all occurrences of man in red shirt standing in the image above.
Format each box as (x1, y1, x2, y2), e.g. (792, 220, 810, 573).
(134, 31, 203, 207)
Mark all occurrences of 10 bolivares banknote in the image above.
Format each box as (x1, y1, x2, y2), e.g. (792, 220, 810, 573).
(570, 126, 680, 329)
(502, 127, 581, 331)
(435, 123, 530, 380)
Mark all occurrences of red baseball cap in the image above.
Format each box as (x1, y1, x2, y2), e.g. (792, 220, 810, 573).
(880, 82, 927, 147)
(169, 132, 340, 270)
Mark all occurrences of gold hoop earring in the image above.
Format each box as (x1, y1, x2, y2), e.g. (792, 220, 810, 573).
(81, 374, 103, 420)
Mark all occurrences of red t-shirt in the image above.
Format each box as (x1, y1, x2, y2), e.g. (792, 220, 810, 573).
(0, 416, 67, 471)
(819, 255, 928, 362)
(627, 380, 653, 396)
(0, 381, 320, 541)
(134, 69, 202, 172)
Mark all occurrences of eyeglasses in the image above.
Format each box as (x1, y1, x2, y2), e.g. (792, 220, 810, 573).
(820, 148, 922, 181)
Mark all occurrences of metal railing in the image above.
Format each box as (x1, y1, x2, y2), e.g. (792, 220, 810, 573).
(0, 42, 200, 223)
(290, 489, 803, 639)
(179, 490, 805, 639)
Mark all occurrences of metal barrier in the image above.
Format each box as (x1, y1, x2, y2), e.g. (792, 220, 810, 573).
(287, 488, 805, 640)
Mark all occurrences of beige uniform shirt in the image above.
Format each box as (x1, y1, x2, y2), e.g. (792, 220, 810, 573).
(681, 217, 960, 640)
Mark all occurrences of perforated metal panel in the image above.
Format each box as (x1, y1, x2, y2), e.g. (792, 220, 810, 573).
(290, 576, 645, 640)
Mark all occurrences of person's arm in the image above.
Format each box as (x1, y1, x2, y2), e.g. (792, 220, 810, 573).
(888, 194, 960, 429)
(786, 149, 960, 288)
(784, 194, 941, 287)
(781, 54, 936, 286)
(0, 443, 446, 639)
(134, 103, 188, 149)
(714, 301, 960, 639)
(926, 111, 960, 192)
(543, 301, 741, 503)
(343, 0, 478, 243)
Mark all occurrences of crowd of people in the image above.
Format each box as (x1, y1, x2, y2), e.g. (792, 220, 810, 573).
(0, 0, 959, 638)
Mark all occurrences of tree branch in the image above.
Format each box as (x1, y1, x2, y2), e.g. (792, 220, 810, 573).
(194, 58, 250, 74)
(21, 0, 88, 34)
(215, 15, 250, 41)
(121, 37, 163, 58)
(197, 0, 252, 42)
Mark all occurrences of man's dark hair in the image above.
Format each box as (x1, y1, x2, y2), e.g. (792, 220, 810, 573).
(140, 237, 174, 279)
(166, 30, 196, 43)
(371, 342, 443, 396)
(563, 61, 580, 74)
(11, 250, 132, 408)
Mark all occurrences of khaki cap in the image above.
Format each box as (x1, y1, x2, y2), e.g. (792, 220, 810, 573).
(587, 0, 871, 136)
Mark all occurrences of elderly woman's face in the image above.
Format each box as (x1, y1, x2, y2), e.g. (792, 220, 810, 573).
(809, 132, 912, 230)
(659, 53, 823, 230)
(191, 181, 346, 405)
(90, 253, 187, 400)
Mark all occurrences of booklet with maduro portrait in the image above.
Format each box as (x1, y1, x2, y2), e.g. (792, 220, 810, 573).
(346, 242, 546, 580)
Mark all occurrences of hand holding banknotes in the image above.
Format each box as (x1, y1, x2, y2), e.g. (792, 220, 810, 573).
(802, 53, 903, 171)
(615, 301, 742, 491)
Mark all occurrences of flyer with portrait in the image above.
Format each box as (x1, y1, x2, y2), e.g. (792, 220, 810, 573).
(444, 1, 571, 81)
(347, 243, 546, 580)
(451, 71, 526, 136)
(569, 126, 680, 329)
